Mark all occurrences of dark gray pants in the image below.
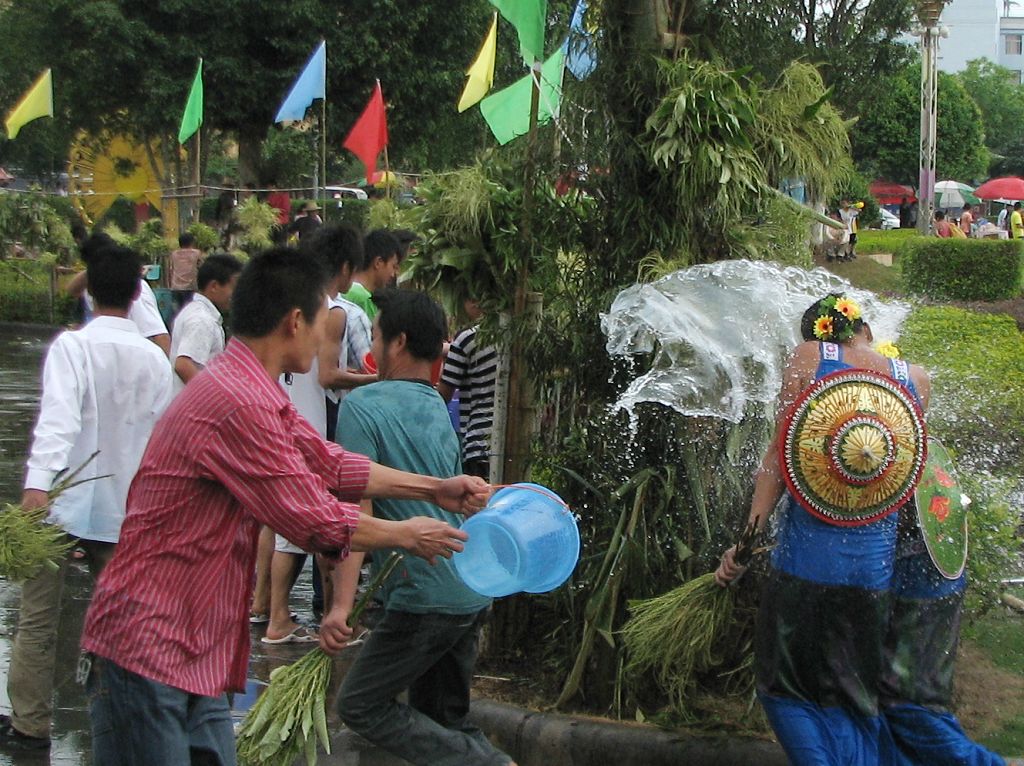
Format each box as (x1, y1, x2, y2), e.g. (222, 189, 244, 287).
(337, 608, 512, 766)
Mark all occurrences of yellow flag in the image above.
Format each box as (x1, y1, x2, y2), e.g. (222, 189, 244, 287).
(458, 14, 498, 113)
(5, 69, 53, 140)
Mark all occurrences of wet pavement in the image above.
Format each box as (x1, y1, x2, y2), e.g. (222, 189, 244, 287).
(0, 324, 410, 765)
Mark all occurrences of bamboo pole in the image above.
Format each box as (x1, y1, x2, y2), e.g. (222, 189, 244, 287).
(500, 59, 543, 485)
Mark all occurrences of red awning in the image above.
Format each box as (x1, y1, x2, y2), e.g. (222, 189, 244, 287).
(869, 181, 917, 206)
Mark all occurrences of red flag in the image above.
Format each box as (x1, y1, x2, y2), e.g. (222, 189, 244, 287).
(343, 81, 388, 183)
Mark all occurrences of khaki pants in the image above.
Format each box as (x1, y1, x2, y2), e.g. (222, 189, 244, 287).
(8, 539, 114, 739)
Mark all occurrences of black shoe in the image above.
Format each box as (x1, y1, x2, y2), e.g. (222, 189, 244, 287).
(0, 715, 50, 751)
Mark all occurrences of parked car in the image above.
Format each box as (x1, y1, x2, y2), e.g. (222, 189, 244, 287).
(325, 185, 368, 202)
(879, 208, 900, 230)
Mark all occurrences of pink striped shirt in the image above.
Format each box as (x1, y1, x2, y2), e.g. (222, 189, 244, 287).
(81, 338, 369, 696)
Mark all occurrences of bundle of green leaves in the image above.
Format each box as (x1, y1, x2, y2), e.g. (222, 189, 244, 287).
(0, 454, 103, 581)
(236, 553, 404, 766)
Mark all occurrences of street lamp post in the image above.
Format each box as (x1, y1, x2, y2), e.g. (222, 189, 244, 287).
(917, 0, 949, 234)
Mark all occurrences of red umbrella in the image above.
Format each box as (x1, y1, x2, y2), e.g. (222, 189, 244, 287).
(973, 176, 1024, 201)
(869, 181, 917, 206)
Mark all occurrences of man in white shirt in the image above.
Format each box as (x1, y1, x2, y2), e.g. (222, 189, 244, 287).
(263, 229, 376, 643)
(68, 233, 171, 356)
(169, 253, 243, 395)
(1, 245, 173, 752)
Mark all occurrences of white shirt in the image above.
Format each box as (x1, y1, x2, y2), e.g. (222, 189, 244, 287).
(337, 295, 372, 373)
(169, 293, 225, 396)
(280, 298, 330, 436)
(84, 281, 168, 339)
(24, 316, 173, 543)
(324, 294, 351, 405)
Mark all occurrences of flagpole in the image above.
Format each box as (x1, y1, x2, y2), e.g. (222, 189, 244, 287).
(320, 40, 327, 217)
(192, 58, 203, 224)
(193, 127, 201, 223)
(321, 96, 327, 216)
(379, 79, 392, 200)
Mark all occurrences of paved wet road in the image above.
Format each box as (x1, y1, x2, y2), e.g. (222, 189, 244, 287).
(0, 324, 410, 765)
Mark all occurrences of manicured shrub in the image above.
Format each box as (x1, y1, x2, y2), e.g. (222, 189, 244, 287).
(899, 238, 1022, 300)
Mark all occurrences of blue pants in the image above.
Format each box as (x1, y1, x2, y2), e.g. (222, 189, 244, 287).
(87, 657, 235, 766)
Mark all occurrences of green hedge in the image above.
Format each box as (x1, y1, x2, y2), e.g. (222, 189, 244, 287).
(899, 238, 1022, 300)
(0, 260, 76, 325)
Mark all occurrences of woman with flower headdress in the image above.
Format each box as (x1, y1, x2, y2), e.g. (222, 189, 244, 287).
(715, 293, 1004, 765)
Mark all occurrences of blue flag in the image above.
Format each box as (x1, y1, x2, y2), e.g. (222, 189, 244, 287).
(565, 0, 597, 80)
(275, 41, 326, 123)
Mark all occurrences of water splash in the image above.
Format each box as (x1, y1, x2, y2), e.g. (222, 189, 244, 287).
(602, 260, 910, 423)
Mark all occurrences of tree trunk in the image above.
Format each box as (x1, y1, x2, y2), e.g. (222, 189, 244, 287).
(237, 125, 265, 185)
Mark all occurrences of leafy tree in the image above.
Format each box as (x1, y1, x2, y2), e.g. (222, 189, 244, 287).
(851, 64, 988, 184)
(0, 0, 497, 183)
(957, 58, 1024, 170)
(703, 0, 916, 114)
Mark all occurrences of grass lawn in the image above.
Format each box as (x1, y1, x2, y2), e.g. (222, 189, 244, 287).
(959, 603, 1024, 756)
(816, 250, 904, 295)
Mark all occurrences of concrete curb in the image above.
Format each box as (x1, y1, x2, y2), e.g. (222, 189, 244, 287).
(467, 699, 790, 766)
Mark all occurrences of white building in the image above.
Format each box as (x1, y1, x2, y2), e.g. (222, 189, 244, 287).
(939, 0, 1024, 80)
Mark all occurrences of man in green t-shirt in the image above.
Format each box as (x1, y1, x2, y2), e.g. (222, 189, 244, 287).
(1011, 202, 1024, 240)
(327, 289, 516, 766)
(342, 229, 402, 319)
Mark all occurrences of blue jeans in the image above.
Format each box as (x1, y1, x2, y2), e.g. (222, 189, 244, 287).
(87, 656, 235, 766)
(337, 608, 512, 766)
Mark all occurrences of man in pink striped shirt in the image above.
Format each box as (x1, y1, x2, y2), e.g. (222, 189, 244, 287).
(80, 247, 487, 766)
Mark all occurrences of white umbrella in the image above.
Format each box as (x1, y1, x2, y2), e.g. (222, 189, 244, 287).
(934, 180, 975, 209)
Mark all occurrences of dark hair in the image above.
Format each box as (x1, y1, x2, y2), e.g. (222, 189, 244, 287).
(231, 247, 327, 338)
(800, 293, 864, 343)
(86, 246, 141, 310)
(934, 210, 945, 220)
(197, 253, 243, 290)
(363, 229, 400, 267)
(390, 228, 418, 261)
(70, 219, 88, 245)
(178, 232, 196, 248)
(1015, 202, 1022, 210)
(963, 203, 971, 211)
(301, 223, 364, 277)
(79, 232, 116, 264)
(371, 288, 446, 361)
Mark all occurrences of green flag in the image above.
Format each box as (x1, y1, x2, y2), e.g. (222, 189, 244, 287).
(490, 0, 546, 65)
(480, 48, 564, 146)
(178, 59, 203, 144)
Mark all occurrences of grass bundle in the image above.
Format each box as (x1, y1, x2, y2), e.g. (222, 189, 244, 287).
(237, 551, 404, 766)
(0, 452, 104, 581)
(621, 522, 759, 711)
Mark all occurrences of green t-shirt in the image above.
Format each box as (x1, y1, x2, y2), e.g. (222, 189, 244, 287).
(337, 380, 491, 615)
(343, 281, 376, 320)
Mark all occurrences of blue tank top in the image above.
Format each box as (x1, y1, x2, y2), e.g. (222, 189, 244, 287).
(771, 343, 918, 590)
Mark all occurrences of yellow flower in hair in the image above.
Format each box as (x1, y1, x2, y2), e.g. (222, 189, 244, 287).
(834, 297, 861, 321)
(813, 316, 834, 340)
(875, 340, 900, 359)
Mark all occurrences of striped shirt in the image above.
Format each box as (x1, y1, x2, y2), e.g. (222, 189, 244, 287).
(81, 338, 370, 696)
(440, 326, 497, 464)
